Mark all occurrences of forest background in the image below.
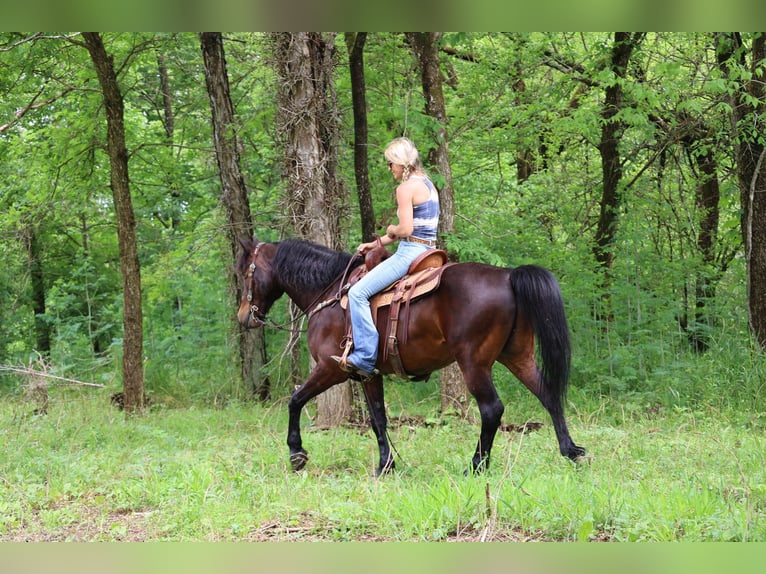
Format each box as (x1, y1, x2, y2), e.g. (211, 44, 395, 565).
(2, 32, 766, 542)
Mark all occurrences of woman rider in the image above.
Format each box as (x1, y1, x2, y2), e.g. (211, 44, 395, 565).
(332, 137, 440, 380)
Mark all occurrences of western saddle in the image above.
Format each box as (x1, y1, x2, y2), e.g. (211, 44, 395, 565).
(339, 243, 453, 379)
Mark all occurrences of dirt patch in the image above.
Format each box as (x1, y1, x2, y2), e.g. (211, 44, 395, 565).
(244, 517, 546, 542)
(2, 502, 550, 542)
(340, 415, 545, 434)
(500, 421, 544, 434)
(1, 500, 152, 542)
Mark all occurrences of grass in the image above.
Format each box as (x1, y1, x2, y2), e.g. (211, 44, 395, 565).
(1, 384, 766, 542)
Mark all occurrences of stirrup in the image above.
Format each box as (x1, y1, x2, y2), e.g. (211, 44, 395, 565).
(330, 355, 378, 381)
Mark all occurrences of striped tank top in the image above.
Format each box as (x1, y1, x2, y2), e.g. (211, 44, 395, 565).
(411, 177, 440, 241)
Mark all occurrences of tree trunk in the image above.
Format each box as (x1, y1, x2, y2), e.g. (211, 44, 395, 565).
(593, 33, 643, 272)
(406, 32, 468, 416)
(717, 32, 766, 349)
(200, 32, 270, 400)
(592, 33, 644, 321)
(407, 32, 455, 239)
(156, 49, 181, 232)
(82, 32, 144, 414)
(687, 139, 721, 352)
(739, 35, 766, 350)
(345, 33, 376, 243)
(273, 32, 353, 425)
(507, 33, 537, 183)
(156, 50, 175, 140)
(747, 145, 766, 349)
(650, 109, 728, 351)
(25, 225, 50, 356)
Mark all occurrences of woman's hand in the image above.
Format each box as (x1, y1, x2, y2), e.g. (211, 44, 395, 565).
(356, 240, 379, 254)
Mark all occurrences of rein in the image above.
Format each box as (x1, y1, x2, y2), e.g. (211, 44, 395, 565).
(306, 251, 361, 322)
(245, 243, 362, 332)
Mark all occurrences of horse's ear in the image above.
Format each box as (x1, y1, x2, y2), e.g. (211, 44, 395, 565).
(238, 236, 256, 251)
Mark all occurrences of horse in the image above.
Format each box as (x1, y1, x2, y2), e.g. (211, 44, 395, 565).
(236, 236, 585, 475)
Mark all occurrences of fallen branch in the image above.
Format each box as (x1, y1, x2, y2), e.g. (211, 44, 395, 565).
(0, 366, 105, 388)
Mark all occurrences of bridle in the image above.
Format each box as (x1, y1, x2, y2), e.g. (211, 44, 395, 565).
(242, 241, 363, 332)
(243, 243, 268, 327)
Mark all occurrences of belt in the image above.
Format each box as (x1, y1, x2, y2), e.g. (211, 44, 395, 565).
(405, 236, 437, 247)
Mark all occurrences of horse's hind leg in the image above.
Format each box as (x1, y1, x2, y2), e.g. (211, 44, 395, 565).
(503, 356, 585, 461)
(361, 375, 394, 475)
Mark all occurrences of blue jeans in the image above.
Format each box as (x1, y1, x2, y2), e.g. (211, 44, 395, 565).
(346, 240, 431, 372)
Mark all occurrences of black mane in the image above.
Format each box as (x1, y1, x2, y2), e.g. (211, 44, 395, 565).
(273, 239, 358, 293)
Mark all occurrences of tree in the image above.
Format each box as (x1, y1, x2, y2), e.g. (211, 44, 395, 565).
(273, 32, 354, 426)
(507, 33, 539, 184)
(407, 32, 455, 239)
(200, 32, 270, 400)
(24, 225, 50, 356)
(80, 32, 145, 413)
(406, 32, 468, 415)
(593, 33, 645, 278)
(407, 32, 469, 416)
(716, 32, 766, 349)
(1, 32, 763, 414)
(345, 32, 376, 243)
(680, 118, 723, 351)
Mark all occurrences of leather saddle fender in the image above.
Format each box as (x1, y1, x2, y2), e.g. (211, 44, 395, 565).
(341, 246, 452, 378)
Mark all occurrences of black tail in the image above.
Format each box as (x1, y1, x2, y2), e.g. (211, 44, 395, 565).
(510, 265, 571, 404)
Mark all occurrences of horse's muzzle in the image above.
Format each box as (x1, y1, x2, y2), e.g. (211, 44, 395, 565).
(237, 302, 267, 328)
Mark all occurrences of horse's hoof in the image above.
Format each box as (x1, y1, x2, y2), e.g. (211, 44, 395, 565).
(465, 458, 490, 476)
(290, 450, 308, 471)
(376, 459, 396, 477)
(565, 446, 588, 465)
(563, 444, 586, 459)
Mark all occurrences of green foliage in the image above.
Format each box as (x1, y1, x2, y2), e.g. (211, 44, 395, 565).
(0, 33, 763, 483)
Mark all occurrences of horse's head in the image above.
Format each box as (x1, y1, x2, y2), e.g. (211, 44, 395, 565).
(236, 237, 282, 329)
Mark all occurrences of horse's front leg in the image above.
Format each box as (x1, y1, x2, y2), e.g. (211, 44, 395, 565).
(361, 375, 394, 476)
(286, 391, 309, 471)
(286, 365, 346, 471)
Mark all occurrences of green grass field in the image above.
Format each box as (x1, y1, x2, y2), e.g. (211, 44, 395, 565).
(2, 382, 765, 542)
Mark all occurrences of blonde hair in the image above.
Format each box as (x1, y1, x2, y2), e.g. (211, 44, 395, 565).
(384, 137, 425, 181)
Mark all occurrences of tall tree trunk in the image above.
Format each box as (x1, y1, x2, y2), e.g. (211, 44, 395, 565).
(154, 48, 185, 336)
(407, 32, 455, 239)
(507, 33, 537, 183)
(274, 32, 354, 426)
(200, 32, 270, 400)
(687, 138, 721, 352)
(156, 49, 181, 232)
(156, 50, 175, 140)
(406, 32, 468, 416)
(24, 225, 50, 356)
(716, 32, 766, 349)
(345, 32, 376, 243)
(81, 32, 144, 414)
(651, 110, 727, 352)
(344, 33, 380, 424)
(592, 32, 644, 319)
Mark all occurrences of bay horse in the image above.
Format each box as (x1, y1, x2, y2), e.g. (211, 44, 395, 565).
(236, 237, 585, 475)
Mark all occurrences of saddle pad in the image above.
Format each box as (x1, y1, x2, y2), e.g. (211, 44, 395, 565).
(341, 265, 449, 313)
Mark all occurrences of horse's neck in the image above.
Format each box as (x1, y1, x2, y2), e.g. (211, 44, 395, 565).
(284, 280, 341, 313)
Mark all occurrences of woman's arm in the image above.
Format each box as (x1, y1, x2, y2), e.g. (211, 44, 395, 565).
(356, 180, 417, 253)
(386, 182, 415, 239)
